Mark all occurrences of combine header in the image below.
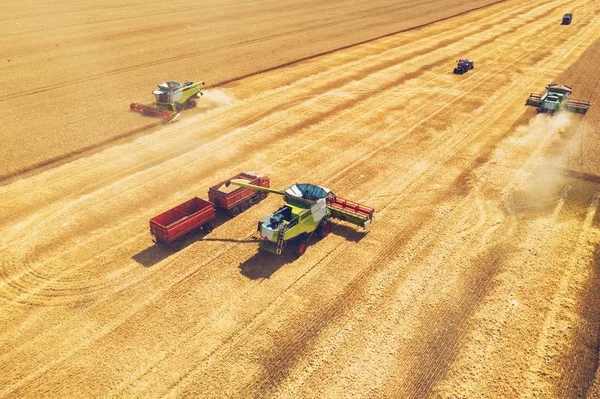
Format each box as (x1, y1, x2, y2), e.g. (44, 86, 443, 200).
(525, 84, 591, 115)
(130, 80, 205, 122)
(226, 180, 374, 257)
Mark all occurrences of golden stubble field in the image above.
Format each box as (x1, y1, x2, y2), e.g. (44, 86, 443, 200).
(1, 0, 600, 398)
(0, 0, 499, 180)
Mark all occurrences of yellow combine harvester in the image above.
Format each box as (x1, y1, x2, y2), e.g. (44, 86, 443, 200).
(130, 80, 205, 122)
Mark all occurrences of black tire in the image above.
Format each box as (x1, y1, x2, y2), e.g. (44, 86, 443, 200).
(259, 191, 267, 200)
(168, 240, 183, 251)
(241, 202, 249, 212)
(202, 222, 214, 233)
(230, 207, 240, 217)
(295, 240, 307, 257)
(317, 219, 332, 239)
(175, 103, 183, 112)
(187, 99, 197, 109)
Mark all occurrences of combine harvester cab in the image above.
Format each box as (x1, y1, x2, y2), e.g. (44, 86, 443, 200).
(226, 180, 374, 257)
(525, 84, 590, 115)
(130, 80, 205, 123)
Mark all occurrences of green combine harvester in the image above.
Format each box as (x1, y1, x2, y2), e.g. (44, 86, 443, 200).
(130, 80, 205, 122)
(525, 84, 591, 115)
(226, 179, 375, 257)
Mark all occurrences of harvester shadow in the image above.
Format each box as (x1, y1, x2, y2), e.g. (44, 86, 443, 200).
(239, 223, 368, 280)
(238, 251, 296, 280)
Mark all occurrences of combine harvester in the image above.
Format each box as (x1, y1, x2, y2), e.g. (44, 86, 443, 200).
(525, 84, 591, 115)
(226, 179, 374, 257)
(130, 80, 205, 123)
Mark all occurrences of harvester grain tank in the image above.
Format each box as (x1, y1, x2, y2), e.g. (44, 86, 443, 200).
(453, 56, 474, 74)
(130, 80, 205, 122)
(525, 84, 590, 115)
(226, 179, 375, 257)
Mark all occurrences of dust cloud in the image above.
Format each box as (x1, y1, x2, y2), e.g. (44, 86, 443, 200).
(202, 89, 236, 108)
(511, 112, 573, 146)
(516, 112, 574, 202)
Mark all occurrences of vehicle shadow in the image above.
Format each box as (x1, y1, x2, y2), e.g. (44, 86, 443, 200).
(333, 223, 369, 243)
(238, 222, 369, 279)
(132, 212, 248, 267)
(238, 251, 296, 280)
(134, 217, 369, 269)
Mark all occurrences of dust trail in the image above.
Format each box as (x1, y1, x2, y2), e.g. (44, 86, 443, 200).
(510, 111, 573, 146)
(515, 112, 574, 203)
(493, 112, 575, 210)
(201, 89, 236, 108)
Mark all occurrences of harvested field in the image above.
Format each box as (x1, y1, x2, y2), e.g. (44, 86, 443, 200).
(2, 0, 600, 398)
(0, 0, 500, 180)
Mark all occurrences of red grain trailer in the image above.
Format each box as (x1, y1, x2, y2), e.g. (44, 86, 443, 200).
(208, 172, 270, 216)
(150, 197, 216, 246)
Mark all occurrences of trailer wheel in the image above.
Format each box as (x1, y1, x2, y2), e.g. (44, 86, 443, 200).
(295, 240, 307, 257)
(241, 202, 249, 212)
(230, 207, 240, 217)
(259, 192, 267, 200)
(317, 219, 332, 239)
(202, 222, 214, 233)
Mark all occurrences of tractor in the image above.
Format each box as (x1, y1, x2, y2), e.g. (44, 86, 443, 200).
(562, 14, 572, 25)
(525, 84, 590, 115)
(225, 180, 374, 257)
(454, 56, 474, 74)
(130, 81, 205, 122)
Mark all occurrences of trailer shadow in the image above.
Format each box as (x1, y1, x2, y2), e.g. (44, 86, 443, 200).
(133, 212, 240, 267)
(132, 231, 203, 267)
(133, 243, 177, 268)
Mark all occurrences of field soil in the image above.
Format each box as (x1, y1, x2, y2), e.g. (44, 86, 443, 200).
(0, 0, 499, 180)
(2, 0, 600, 398)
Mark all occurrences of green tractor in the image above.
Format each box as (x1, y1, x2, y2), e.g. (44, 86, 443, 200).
(525, 84, 590, 115)
(130, 80, 205, 122)
(226, 180, 375, 257)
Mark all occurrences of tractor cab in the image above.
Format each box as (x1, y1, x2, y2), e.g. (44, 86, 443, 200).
(454, 56, 474, 74)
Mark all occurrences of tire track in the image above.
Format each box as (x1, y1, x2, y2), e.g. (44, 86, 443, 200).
(0, 0, 550, 302)
(2, 0, 596, 396)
